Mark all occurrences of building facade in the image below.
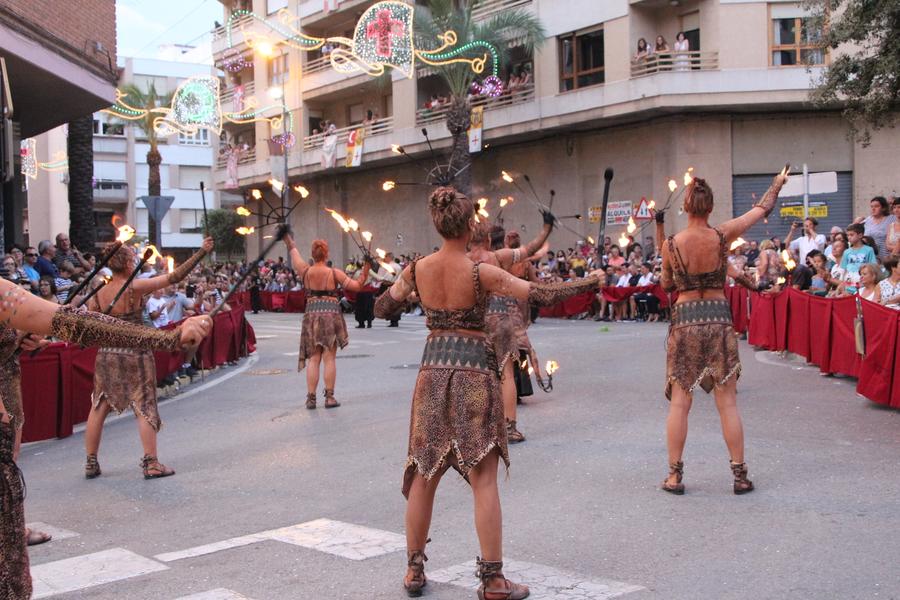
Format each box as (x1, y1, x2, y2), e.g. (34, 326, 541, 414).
(27, 58, 235, 258)
(212, 0, 900, 265)
(0, 0, 117, 250)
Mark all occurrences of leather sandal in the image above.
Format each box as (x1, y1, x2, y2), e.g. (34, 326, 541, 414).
(85, 454, 101, 479)
(506, 420, 525, 444)
(661, 461, 685, 495)
(324, 389, 340, 409)
(731, 461, 754, 495)
(403, 546, 428, 597)
(476, 558, 529, 600)
(25, 528, 52, 546)
(306, 393, 317, 409)
(141, 455, 175, 479)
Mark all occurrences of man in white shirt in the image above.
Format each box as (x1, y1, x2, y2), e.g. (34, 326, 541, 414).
(146, 288, 172, 328)
(786, 217, 826, 265)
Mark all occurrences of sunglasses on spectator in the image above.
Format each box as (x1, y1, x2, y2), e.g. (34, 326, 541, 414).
(26, 253, 37, 257)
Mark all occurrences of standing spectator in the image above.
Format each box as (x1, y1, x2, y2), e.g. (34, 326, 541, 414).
(145, 288, 172, 328)
(841, 223, 878, 285)
(655, 35, 671, 70)
(673, 31, 690, 70)
(744, 240, 760, 267)
(879, 256, 900, 309)
(786, 217, 826, 265)
(22, 247, 40, 286)
(607, 245, 626, 268)
(54, 262, 76, 303)
(165, 285, 195, 323)
(756, 240, 784, 288)
(886, 197, 900, 256)
(634, 38, 651, 62)
(823, 226, 844, 260)
(35, 240, 59, 279)
(854, 196, 895, 259)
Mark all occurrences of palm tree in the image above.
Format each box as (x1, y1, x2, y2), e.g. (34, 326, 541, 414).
(117, 83, 172, 245)
(414, 0, 546, 194)
(67, 114, 96, 252)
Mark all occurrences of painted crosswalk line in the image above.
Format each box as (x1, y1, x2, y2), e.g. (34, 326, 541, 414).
(31, 547, 169, 599)
(429, 559, 644, 600)
(174, 589, 255, 600)
(156, 518, 405, 563)
(25, 522, 79, 542)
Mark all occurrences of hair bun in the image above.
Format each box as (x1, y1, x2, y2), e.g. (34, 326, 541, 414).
(430, 186, 459, 211)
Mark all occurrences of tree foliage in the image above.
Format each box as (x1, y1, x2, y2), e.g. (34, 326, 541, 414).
(204, 209, 245, 260)
(807, 0, 900, 143)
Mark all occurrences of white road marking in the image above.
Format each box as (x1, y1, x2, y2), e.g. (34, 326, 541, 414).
(155, 518, 405, 563)
(430, 559, 644, 599)
(25, 522, 79, 541)
(174, 590, 255, 600)
(253, 334, 278, 340)
(31, 547, 169, 598)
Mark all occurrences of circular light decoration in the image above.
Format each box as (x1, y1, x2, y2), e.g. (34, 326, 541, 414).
(272, 131, 296, 149)
(154, 76, 222, 136)
(222, 50, 249, 73)
(472, 75, 504, 98)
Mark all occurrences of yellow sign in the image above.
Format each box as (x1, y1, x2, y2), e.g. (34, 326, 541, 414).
(779, 205, 829, 218)
(588, 206, 602, 224)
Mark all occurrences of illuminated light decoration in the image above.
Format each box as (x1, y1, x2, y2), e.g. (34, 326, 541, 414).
(471, 75, 504, 98)
(293, 184, 310, 198)
(102, 88, 150, 120)
(153, 76, 222, 136)
(236, 206, 252, 216)
(226, 8, 324, 53)
(222, 49, 250, 73)
(346, 2, 415, 77)
(272, 131, 296, 149)
(383, 180, 396, 191)
(20, 138, 68, 180)
(236, 226, 256, 235)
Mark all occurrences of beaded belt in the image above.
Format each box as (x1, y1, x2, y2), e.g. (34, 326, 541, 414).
(421, 333, 493, 371)
(306, 298, 341, 314)
(671, 299, 733, 327)
(487, 295, 515, 315)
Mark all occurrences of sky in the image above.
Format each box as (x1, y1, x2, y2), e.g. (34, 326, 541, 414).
(116, 0, 223, 62)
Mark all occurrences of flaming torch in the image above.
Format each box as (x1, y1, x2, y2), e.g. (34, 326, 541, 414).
(236, 226, 256, 235)
(536, 359, 560, 392)
(104, 247, 155, 314)
(63, 220, 136, 305)
(74, 275, 111, 309)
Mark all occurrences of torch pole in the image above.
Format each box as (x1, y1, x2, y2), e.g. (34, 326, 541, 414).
(104, 248, 155, 314)
(598, 168, 614, 252)
(63, 240, 122, 304)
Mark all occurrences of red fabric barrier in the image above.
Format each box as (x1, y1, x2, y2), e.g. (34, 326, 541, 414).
(786, 290, 810, 360)
(539, 285, 669, 318)
(828, 297, 861, 377)
(19, 308, 256, 442)
(748, 293, 776, 349)
(807, 296, 833, 373)
(724, 286, 750, 334)
(857, 301, 899, 406)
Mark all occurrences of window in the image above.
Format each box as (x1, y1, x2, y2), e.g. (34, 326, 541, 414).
(179, 166, 209, 189)
(180, 209, 204, 234)
(559, 28, 605, 92)
(93, 113, 124, 136)
(179, 129, 210, 146)
(770, 12, 824, 66)
(268, 53, 288, 87)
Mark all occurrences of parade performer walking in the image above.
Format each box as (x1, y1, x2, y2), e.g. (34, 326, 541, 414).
(0, 276, 211, 600)
(375, 187, 600, 599)
(284, 236, 370, 409)
(660, 171, 786, 495)
(468, 219, 553, 443)
(83, 238, 213, 480)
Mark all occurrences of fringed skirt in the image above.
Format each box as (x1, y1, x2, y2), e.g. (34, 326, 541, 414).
(0, 420, 30, 600)
(298, 298, 348, 371)
(402, 331, 510, 498)
(666, 299, 741, 400)
(485, 295, 519, 377)
(93, 348, 161, 431)
(0, 360, 23, 430)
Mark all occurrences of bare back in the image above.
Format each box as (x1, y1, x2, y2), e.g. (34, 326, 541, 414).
(663, 225, 728, 302)
(410, 252, 480, 311)
(304, 264, 341, 292)
(670, 227, 725, 274)
(91, 276, 143, 318)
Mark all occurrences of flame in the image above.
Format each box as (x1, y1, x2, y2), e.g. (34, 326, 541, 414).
(627, 216, 637, 234)
(781, 249, 797, 271)
(648, 200, 656, 210)
(167, 256, 175, 273)
(668, 179, 678, 192)
(501, 171, 514, 183)
(375, 248, 387, 259)
(618, 233, 629, 247)
(587, 236, 595, 245)
(499, 198, 508, 208)
(326, 209, 350, 232)
(293, 184, 310, 198)
(236, 226, 255, 235)
(520, 358, 528, 370)
(477, 198, 488, 209)
(391, 144, 403, 154)
(545, 360, 559, 375)
(115, 224, 136, 243)
(478, 208, 490, 219)
(776, 277, 786, 285)
(382, 180, 396, 191)
(268, 178, 284, 193)
(236, 206, 252, 216)
(251, 189, 262, 200)
(347, 218, 359, 232)
(684, 167, 694, 186)
(528, 366, 534, 375)
(730, 237, 747, 251)
(361, 231, 373, 243)
(144, 245, 163, 262)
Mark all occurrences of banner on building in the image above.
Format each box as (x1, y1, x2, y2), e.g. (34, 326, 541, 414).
(606, 201, 633, 225)
(345, 127, 365, 168)
(468, 106, 483, 154)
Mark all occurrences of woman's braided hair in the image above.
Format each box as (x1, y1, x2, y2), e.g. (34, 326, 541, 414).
(429, 186, 474, 239)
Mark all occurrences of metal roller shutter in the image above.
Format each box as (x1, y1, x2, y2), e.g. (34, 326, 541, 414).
(731, 172, 853, 242)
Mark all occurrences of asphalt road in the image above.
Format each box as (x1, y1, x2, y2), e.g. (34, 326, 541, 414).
(18, 312, 900, 600)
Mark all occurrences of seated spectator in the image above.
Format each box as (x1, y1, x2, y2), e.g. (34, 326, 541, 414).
(807, 250, 830, 295)
(54, 261, 76, 303)
(825, 230, 847, 262)
(631, 263, 660, 321)
(879, 256, 900, 309)
(35, 240, 59, 279)
(37, 276, 59, 304)
(607, 245, 626, 268)
(53, 232, 90, 274)
(745, 240, 760, 267)
(22, 246, 40, 287)
(856, 263, 881, 303)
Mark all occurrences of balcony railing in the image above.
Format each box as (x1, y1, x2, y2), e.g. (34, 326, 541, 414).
(304, 55, 332, 76)
(303, 116, 395, 150)
(220, 81, 256, 113)
(472, 0, 532, 20)
(216, 145, 257, 170)
(212, 13, 255, 42)
(415, 83, 535, 126)
(630, 50, 719, 78)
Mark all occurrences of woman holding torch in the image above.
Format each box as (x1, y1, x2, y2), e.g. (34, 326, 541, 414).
(82, 237, 213, 480)
(375, 187, 602, 600)
(283, 236, 370, 409)
(0, 276, 212, 600)
(660, 171, 787, 495)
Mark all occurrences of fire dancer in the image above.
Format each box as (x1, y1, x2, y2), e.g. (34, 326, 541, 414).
(660, 171, 787, 495)
(375, 187, 601, 600)
(82, 238, 213, 480)
(283, 236, 370, 409)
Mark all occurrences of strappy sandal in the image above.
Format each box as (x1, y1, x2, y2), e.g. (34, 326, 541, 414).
(324, 389, 340, 409)
(731, 461, 754, 495)
(25, 528, 52, 546)
(476, 558, 529, 600)
(306, 393, 317, 410)
(141, 455, 175, 480)
(661, 461, 685, 495)
(85, 454, 101, 479)
(403, 547, 428, 597)
(506, 420, 525, 444)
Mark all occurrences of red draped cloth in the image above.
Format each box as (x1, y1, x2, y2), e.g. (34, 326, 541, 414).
(538, 285, 670, 318)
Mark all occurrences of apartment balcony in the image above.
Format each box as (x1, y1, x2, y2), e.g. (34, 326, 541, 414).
(303, 116, 394, 151)
(630, 50, 719, 78)
(220, 80, 256, 113)
(216, 144, 257, 170)
(211, 11, 255, 57)
(472, 0, 533, 20)
(93, 180, 128, 204)
(416, 83, 536, 126)
(298, 0, 375, 25)
(301, 58, 374, 98)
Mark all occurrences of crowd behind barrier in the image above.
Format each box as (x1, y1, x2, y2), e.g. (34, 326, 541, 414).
(725, 287, 900, 409)
(18, 307, 256, 443)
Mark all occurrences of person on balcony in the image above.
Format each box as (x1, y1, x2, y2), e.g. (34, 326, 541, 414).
(634, 37, 651, 63)
(655, 35, 671, 70)
(674, 32, 690, 71)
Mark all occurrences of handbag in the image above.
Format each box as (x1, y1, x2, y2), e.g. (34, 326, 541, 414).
(854, 296, 866, 357)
